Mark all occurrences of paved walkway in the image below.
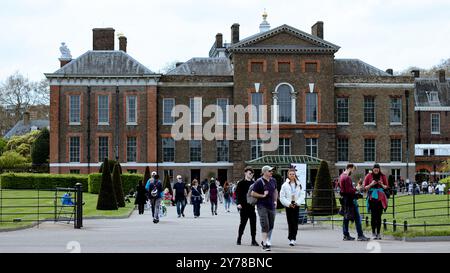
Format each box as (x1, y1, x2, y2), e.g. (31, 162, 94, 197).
(0, 202, 449, 253)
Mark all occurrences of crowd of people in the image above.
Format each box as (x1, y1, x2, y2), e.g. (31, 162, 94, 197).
(132, 163, 447, 251)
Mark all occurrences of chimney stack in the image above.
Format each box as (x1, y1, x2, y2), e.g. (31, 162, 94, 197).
(231, 23, 240, 44)
(438, 69, 446, 83)
(411, 69, 420, 78)
(93, 28, 115, 50)
(23, 112, 30, 126)
(386, 69, 393, 75)
(118, 35, 127, 52)
(311, 21, 324, 39)
(175, 62, 184, 67)
(215, 33, 223, 48)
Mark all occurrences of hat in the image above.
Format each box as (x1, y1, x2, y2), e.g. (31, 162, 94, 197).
(151, 171, 157, 176)
(210, 177, 215, 181)
(261, 165, 274, 173)
(176, 175, 182, 179)
(373, 163, 381, 169)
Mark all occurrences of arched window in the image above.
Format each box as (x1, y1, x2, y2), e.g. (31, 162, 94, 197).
(276, 84, 295, 123)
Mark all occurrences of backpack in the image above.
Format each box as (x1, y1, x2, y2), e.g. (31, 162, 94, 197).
(246, 181, 258, 206)
(150, 180, 161, 198)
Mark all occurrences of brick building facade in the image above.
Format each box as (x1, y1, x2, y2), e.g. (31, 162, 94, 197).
(46, 17, 416, 183)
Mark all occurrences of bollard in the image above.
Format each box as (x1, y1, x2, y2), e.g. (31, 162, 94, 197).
(393, 219, 397, 232)
(75, 183, 83, 229)
(383, 219, 387, 231)
(404, 221, 408, 232)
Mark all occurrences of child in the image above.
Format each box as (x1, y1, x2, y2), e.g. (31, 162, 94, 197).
(163, 188, 172, 207)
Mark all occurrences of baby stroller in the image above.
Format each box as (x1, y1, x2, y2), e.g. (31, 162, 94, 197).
(159, 201, 168, 218)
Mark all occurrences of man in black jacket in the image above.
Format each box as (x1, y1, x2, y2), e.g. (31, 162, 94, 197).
(235, 166, 259, 246)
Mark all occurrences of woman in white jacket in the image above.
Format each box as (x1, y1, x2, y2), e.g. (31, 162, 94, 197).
(280, 169, 303, 246)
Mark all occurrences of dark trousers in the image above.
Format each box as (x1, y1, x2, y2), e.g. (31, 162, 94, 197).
(193, 201, 201, 217)
(238, 206, 257, 239)
(369, 199, 383, 235)
(138, 204, 145, 214)
(211, 201, 217, 214)
(176, 199, 186, 216)
(343, 199, 364, 237)
(285, 206, 299, 241)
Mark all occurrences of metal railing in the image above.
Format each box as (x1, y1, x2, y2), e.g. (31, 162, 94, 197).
(0, 183, 83, 229)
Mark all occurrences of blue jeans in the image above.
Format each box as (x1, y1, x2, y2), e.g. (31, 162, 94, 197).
(224, 197, 231, 211)
(176, 199, 186, 216)
(343, 199, 364, 237)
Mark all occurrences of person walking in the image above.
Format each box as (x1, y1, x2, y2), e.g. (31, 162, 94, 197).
(251, 165, 278, 251)
(134, 180, 147, 215)
(363, 163, 389, 240)
(173, 175, 187, 218)
(189, 179, 203, 218)
(209, 178, 218, 215)
(340, 163, 370, 241)
(201, 178, 209, 202)
(147, 174, 163, 223)
(280, 168, 303, 246)
(422, 180, 429, 194)
(223, 181, 232, 212)
(235, 167, 259, 246)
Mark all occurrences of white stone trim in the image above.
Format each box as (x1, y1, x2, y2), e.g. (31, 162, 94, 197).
(158, 82, 234, 87)
(334, 162, 416, 167)
(335, 83, 414, 89)
(50, 162, 234, 167)
(46, 77, 158, 86)
(415, 106, 450, 111)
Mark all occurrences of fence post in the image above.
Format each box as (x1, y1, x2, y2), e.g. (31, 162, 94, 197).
(392, 190, 395, 219)
(447, 191, 449, 217)
(404, 220, 408, 232)
(413, 184, 416, 218)
(383, 218, 387, 231)
(424, 221, 426, 235)
(393, 219, 397, 232)
(54, 189, 57, 223)
(75, 183, 83, 229)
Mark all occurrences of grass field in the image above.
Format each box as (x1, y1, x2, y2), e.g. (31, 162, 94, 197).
(0, 189, 135, 230)
(305, 193, 450, 237)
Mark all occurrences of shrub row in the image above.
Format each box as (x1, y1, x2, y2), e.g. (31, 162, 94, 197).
(0, 173, 143, 194)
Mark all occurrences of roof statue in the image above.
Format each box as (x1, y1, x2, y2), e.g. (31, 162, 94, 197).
(59, 42, 72, 60)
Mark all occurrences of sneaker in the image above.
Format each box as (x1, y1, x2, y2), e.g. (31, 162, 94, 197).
(215, 212, 218, 215)
(266, 240, 271, 247)
(357, 235, 370, 241)
(372, 233, 377, 239)
(376, 234, 382, 240)
(289, 240, 295, 246)
(182, 213, 185, 217)
(343, 235, 355, 241)
(262, 244, 271, 252)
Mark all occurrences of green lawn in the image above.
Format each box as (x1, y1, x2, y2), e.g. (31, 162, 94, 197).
(0, 189, 135, 230)
(306, 193, 450, 237)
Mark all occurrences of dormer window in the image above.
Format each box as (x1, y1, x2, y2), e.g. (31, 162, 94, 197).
(427, 91, 440, 106)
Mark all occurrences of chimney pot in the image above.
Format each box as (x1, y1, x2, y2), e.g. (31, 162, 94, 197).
(386, 69, 393, 75)
(311, 21, 324, 39)
(231, 23, 240, 44)
(438, 69, 446, 83)
(175, 62, 184, 67)
(411, 69, 420, 78)
(119, 35, 127, 52)
(93, 28, 115, 50)
(215, 33, 223, 48)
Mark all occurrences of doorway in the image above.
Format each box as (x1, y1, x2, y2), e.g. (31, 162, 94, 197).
(190, 169, 201, 184)
(218, 169, 228, 186)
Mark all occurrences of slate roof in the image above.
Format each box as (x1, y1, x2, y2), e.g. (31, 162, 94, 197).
(49, 50, 154, 76)
(414, 77, 450, 107)
(334, 59, 391, 76)
(4, 120, 49, 139)
(166, 58, 233, 76)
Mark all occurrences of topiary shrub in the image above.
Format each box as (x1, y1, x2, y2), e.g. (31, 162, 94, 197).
(31, 128, 49, 165)
(96, 158, 118, 210)
(143, 166, 151, 186)
(89, 173, 142, 194)
(272, 171, 284, 209)
(99, 159, 122, 174)
(112, 163, 125, 207)
(0, 173, 88, 191)
(162, 172, 173, 196)
(311, 161, 339, 216)
(0, 151, 28, 168)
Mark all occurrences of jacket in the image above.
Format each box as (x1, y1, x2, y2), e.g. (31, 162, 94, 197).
(235, 178, 255, 208)
(280, 179, 304, 208)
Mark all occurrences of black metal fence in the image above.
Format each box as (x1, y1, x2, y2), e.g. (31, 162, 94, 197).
(0, 183, 83, 229)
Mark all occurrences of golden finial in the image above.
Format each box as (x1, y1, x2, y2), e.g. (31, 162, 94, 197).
(262, 9, 268, 20)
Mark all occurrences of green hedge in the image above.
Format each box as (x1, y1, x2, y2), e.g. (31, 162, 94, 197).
(0, 173, 89, 192)
(88, 173, 142, 194)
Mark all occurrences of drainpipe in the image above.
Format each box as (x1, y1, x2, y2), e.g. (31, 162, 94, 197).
(405, 90, 410, 181)
(115, 85, 120, 161)
(87, 86, 91, 174)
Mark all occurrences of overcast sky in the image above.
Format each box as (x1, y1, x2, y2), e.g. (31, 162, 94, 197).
(0, 0, 449, 81)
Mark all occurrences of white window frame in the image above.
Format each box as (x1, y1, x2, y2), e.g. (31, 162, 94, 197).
(190, 97, 202, 125)
(278, 138, 291, 155)
(336, 97, 349, 125)
(390, 97, 402, 125)
(126, 96, 138, 125)
(305, 138, 318, 158)
(275, 83, 294, 124)
(364, 139, 376, 163)
(163, 98, 175, 125)
(189, 140, 202, 162)
(216, 98, 229, 125)
(162, 138, 175, 162)
(69, 136, 80, 163)
(306, 93, 318, 124)
(364, 97, 376, 125)
(126, 136, 137, 163)
(250, 93, 264, 124)
(390, 139, 402, 162)
(337, 138, 349, 162)
(98, 95, 109, 125)
(431, 113, 440, 134)
(251, 139, 263, 160)
(69, 95, 81, 125)
(216, 140, 229, 162)
(98, 136, 109, 163)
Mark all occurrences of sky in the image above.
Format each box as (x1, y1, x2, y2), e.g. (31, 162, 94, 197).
(0, 0, 449, 81)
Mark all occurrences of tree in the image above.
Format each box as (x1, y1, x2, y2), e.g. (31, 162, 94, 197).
(0, 151, 28, 168)
(395, 57, 450, 77)
(158, 60, 181, 74)
(0, 138, 7, 156)
(6, 130, 40, 160)
(0, 72, 49, 122)
(441, 159, 450, 173)
(96, 158, 118, 210)
(31, 128, 49, 165)
(143, 166, 151, 186)
(162, 173, 173, 196)
(112, 163, 125, 208)
(311, 161, 339, 216)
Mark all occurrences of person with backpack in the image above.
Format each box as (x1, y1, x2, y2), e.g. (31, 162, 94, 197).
(173, 175, 188, 218)
(280, 168, 303, 246)
(235, 166, 259, 246)
(201, 179, 209, 202)
(147, 174, 163, 223)
(251, 165, 278, 251)
(188, 179, 203, 218)
(135, 180, 148, 215)
(223, 181, 232, 212)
